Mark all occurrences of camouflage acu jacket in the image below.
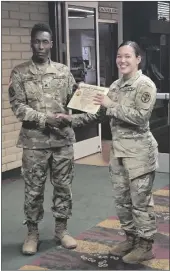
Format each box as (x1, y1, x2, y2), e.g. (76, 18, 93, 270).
(8, 59, 103, 149)
(107, 70, 158, 157)
(72, 70, 158, 158)
(8, 59, 78, 149)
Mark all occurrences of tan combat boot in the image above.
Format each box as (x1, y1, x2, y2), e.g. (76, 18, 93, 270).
(122, 238, 154, 264)
(110, 233, 139, 257)
(22, 222, 39, 255)
(55, 218, 77, 249)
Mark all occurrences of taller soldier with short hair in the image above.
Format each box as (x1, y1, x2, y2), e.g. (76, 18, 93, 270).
(8, 23, 78, 255)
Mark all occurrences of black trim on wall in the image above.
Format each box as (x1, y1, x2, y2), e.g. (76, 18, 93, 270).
(94, 8, 98, 86)
(2, 167, 21, 181)
(48, 1, 58, 62)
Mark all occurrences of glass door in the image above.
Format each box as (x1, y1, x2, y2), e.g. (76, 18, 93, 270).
(66, 3, 101, 160)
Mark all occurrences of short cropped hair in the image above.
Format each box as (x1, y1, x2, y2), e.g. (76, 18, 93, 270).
(31, 23, 53, 39)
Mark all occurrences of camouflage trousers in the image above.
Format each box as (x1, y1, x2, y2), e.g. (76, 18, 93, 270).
(109, 152, 157, 240)
(21, 145, 74, 224)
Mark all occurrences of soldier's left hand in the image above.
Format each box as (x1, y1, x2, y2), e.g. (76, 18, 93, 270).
(55, 113, 72, 125)
(93, 94, 113, 108)
(72, 83, 80, 92)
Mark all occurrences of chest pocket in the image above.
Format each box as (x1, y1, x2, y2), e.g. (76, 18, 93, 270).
(120, 87, 136, 107)
(23, 76, 41, 101)
(44, 74, 68, 104)
(108, 88, 119, 102)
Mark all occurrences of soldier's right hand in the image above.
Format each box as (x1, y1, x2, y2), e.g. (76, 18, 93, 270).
(46, 115, 63, 128)
(46, 114, 71, 128)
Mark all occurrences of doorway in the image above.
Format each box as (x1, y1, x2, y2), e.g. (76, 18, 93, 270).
(66, 3, 101, 160)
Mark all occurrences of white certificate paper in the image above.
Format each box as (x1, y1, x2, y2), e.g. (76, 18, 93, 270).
(67, 83, 109, 114)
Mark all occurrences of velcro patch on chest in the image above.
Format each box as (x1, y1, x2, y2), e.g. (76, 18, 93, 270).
(23, 74, 38, 81)
(123, 86, 135, 92)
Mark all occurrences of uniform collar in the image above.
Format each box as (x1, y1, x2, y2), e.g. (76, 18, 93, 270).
(28, 58, 57, 74)
(118, 70, 142, 88)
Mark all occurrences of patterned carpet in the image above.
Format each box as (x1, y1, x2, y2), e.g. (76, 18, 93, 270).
(19, 186, 169, 270)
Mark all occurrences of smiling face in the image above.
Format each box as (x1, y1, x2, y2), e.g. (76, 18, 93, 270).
(116, 45, 141, 78)
(31, 31, 53, 63)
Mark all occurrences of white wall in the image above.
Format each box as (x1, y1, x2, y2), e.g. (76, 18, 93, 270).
(69, 17, 94, 30)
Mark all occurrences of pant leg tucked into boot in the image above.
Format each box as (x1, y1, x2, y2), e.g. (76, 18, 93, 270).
(110, 233, 139, 257)
(22, 222, 39, 255)
(122, 238, 154, 264)
(122, 172, 156, 263)
(55, 218, 77, 249)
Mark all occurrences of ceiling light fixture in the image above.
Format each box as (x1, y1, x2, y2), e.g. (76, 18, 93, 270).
(69, 16, 85, 18)
(68, 7, 94, 13)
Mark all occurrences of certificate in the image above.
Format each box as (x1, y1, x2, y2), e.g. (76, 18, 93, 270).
(67, 83, 109, 114)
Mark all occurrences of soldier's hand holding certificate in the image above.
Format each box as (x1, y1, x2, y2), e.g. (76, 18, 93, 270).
(67, 83, 109, 114)
(93, 93, 113, 108)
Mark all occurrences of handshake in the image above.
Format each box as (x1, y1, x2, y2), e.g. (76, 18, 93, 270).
(46, 83, 78, 129)
(46, 113, 72, 129)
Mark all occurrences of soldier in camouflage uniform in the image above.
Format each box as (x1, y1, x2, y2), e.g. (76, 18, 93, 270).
(63, 41, 158, 264)
(94, 41, 158, 264)
(8, 23, 101, 256)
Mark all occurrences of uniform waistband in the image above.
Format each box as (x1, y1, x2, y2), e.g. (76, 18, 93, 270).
(22, 121, 38, 129)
